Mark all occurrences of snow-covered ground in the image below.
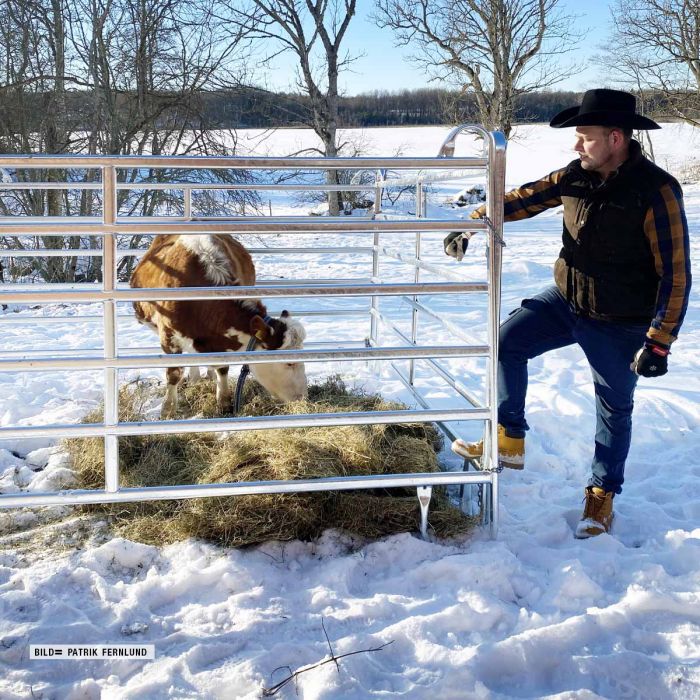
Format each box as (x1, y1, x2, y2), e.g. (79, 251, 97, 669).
(1, 124, 699, 699)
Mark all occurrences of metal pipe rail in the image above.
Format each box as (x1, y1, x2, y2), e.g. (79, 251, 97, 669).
(388, 363, 462, 456)
(375, 169, 484, 188)
(0, 343, 491, 372)
(398, 296, 485, 349)
(0, 217, 489, 234)
(0, 246, 376, 258)
(378, 245, 474, 283)
(0, 128, 506, 539)
(1, 278, 375, 292)
(0, 182, 379, 192)
(0, 470, 496, 510)
(0, 308, 370, 325)
(0, 154, 488, 168)
(371, 309, 484, 410)
(0, 407, 492, 441)
(0, 281, 489, 305)
(0, 339, 369, 359)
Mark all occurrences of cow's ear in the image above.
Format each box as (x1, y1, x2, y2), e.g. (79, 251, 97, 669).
(250, 314, 272, 344)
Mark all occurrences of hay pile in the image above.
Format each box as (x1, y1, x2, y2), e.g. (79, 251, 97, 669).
(65, 376, 476, 547)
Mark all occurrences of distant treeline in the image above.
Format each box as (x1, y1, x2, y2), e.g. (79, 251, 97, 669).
(154, 87, 675, 128)
(202, 88, 586, 128)
(0, 88, 634, 132)
(1, 87, 674, 132)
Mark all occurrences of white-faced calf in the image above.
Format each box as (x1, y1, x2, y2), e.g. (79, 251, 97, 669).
(130, 234, 307, 417)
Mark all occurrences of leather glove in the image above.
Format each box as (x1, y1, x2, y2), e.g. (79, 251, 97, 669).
(443, 231, 475, 261)
(630, 339, 669, 377)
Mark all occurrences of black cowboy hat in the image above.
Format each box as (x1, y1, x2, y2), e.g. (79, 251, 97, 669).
(550, 88, 660, 130)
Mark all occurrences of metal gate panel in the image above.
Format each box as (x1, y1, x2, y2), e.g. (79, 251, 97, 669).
(0, 126, 506, 537)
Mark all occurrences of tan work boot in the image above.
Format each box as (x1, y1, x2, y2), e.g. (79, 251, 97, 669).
(451, 424, 525, 469)
(575, 486, 614, 539)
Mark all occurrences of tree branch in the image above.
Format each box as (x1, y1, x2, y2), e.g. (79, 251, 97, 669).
(262, 639, 394, 697)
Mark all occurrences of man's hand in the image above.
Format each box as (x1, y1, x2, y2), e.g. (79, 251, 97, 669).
(630, 339, 669, 377)
(443, 231, 475, 261)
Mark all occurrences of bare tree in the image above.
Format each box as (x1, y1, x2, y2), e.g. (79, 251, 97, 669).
(0, 0, 256, 282)
(67, 0, 259, 279)
(373, 0, 579, 138)
(609, 0, 700, 127)
(0, 0, 84, 282)
(223, 0, 358, 215)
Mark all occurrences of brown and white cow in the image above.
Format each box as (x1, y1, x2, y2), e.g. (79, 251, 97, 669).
(130, 234, 307, 417)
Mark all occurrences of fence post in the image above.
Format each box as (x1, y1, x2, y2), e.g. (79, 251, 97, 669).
(184, 188, 192, 220)
(102, 165, 119, 493)
(368, 179, 383, 355)
(409, 179, 424, 385)
(485, 132, 507, 538)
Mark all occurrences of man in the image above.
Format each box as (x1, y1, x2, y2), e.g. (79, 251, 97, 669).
(444, 89, 691, 538)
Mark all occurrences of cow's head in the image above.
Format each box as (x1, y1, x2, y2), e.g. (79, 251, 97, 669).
(249, 310, 308, 402)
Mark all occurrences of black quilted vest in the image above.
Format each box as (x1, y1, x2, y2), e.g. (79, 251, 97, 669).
(554, 142, 677, 322)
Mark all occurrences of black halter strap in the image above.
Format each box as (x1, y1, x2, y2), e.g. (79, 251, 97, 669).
(233, 315, 274, 414)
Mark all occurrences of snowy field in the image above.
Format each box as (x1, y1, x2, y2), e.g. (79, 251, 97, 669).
(0, 124, 699, 699)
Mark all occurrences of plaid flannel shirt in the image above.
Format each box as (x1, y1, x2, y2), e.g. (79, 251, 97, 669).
(471, 168, 692, 345)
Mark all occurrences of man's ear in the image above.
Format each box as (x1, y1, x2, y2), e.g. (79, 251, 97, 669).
(250, 315, 272, 345)
(610, 128, 626, 150)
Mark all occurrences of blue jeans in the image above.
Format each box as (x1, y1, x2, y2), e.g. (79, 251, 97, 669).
(498, 286, 648, 494)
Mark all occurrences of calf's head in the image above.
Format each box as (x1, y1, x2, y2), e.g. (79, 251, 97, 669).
(249, 311, 308, 402)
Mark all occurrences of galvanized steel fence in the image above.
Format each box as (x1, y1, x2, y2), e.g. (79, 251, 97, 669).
(0, 125, 506, 538)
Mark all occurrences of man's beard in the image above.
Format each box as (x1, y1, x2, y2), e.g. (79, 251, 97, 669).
(579, 152, 613, 174)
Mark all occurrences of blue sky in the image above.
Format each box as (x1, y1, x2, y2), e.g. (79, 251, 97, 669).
(260, 0, 614, 96)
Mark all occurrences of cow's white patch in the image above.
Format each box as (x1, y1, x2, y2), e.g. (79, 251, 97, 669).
(188, 366, 204, 383)
(178, 235, 236, 286)
(224, 328, 253, 349)
(170, 331, 196, 354)
(162, 384, 179, 416)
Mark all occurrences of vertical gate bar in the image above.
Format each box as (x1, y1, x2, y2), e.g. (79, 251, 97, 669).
(481, 481, 491, 527)
(184, 188, 192, 220)
(486, 132, 507, 538)
(409, 180, 423, 385)
(369, 182, 383, 352)
(102, 165, 119, 493)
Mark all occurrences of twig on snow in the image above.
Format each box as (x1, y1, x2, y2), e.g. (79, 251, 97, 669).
(321, 618, 340, 676)
(262, 638, 393, 697)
